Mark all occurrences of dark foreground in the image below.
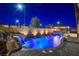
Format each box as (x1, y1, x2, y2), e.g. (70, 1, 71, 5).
(11, 37, 79, 56)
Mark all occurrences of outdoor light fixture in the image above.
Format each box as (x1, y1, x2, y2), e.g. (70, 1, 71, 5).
(15, 19, 20, 27)
(57, 21, 60, 25)
(16, 3, 24, 11)
(16, 3, 26, 26)
(16, 19, 19, 23)
(40, 24, 42, 26)
(68, 26, 70, 29)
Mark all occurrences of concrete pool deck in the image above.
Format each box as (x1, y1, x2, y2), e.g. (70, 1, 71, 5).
(11, 37, 79, 56)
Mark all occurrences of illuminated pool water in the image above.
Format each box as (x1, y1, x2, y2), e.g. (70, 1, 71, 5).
(15, 32, 63, 50)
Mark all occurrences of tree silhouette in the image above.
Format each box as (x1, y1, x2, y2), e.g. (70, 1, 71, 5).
(29, 17, 40, 28)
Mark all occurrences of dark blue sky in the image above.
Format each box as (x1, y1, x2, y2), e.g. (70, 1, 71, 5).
(0, 3, 76, 28)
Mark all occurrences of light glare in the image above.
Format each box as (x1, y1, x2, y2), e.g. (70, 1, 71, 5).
(16, 19, 19, 23)
(16, 4, 24, 11)
(57, 21, 60, 25)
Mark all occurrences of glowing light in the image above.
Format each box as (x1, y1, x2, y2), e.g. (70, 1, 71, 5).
(40, 29, 44, 35)
(16, 19, 19, 23)
(68, 26, 70, 29)
(16, 4, 24, 11)
(19, 29, 29, 35)
(16, 32, 63, 50)
(32, 30, 38, 36)
(53, 36, 61, 47)
(23, 30, 28, 35)
(49, 50, 53, 53)
(40, 24, 42, 26)
(42, 50, 47, 53)
(45, 29, 49, 34)
(57, 21, 60, 25)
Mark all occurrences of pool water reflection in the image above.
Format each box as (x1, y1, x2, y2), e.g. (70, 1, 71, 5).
(15, 32, 63, 50)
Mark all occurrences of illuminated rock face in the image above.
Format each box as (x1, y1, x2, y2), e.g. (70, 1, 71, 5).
(31, 29, 38, 36)
(18, 28, 59, 37)
(19, 28, 29, 35)
(6, 27, 60, 38)
(45, 29, 49, 35)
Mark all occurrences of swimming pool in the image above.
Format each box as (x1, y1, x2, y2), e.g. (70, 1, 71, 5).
(15, 32, 63, 50)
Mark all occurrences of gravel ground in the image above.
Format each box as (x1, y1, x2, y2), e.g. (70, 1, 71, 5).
(11, 37, 79, 56)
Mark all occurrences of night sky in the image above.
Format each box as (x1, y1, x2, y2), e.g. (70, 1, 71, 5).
(0, 3, 76, 28)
